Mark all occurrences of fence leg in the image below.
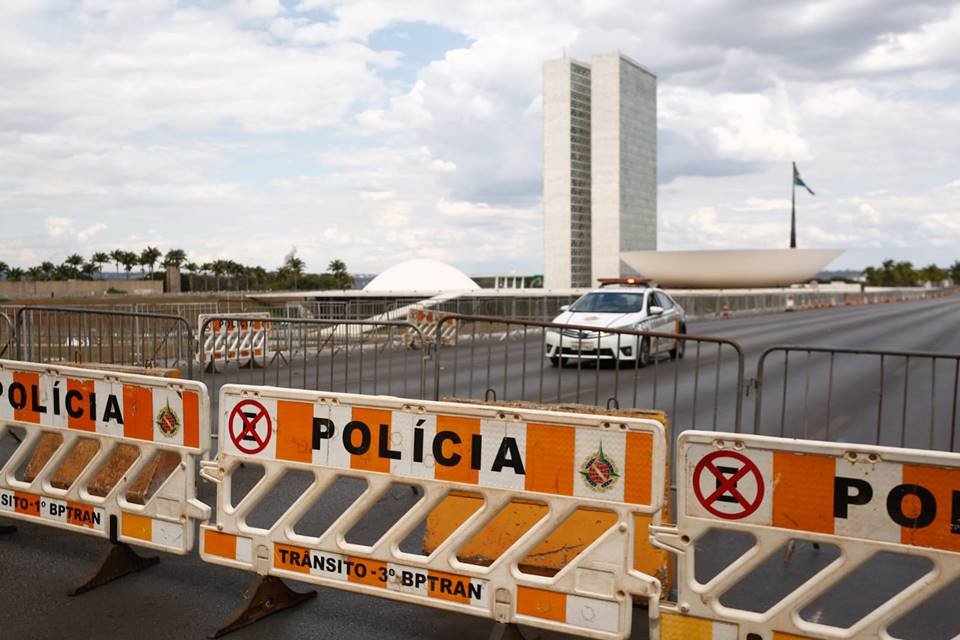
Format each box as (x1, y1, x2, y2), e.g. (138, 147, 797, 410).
(69, 541, 159, 595)
(489, 622, 529, 640)
(210, 575, 316, 638)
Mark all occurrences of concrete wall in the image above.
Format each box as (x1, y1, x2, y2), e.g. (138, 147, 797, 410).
(0, 280, 163, 299)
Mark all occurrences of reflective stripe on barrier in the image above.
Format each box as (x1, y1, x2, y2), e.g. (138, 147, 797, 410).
(658, 606, 816, 639)
(0, 359, 210, 553)
(651, 431, 960, 639)
(201, 386, 667, 639)
(197, 313, 271, 365)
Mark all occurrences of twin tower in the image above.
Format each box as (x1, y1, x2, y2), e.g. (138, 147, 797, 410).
(543, 52, 657, 289)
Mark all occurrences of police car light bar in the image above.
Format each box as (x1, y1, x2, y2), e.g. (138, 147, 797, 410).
(597, 277, 655, 288)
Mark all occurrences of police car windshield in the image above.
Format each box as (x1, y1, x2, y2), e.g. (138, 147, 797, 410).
(569, 292, 645, 313)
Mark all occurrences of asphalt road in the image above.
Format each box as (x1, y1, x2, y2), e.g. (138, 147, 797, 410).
(2, 295, 960, 640)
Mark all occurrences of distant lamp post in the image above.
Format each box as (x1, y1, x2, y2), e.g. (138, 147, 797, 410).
(791, 162, 816, 248)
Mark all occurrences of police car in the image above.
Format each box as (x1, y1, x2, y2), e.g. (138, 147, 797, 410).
(544, 278, 687, 367)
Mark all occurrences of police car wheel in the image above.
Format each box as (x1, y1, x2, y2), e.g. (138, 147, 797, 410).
(670, 325, 687, 360)
(637, 338, 651, 368)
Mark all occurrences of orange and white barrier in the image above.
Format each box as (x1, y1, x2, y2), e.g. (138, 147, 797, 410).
(200, 386, 667, 639)
(407, 307, 455, 346)
(0, 360, 210, 554)
(197, 313, 271, 368)
(651, 432, 960, 640)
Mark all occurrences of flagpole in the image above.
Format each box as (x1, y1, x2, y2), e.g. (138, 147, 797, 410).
(790, 162, 797, 249)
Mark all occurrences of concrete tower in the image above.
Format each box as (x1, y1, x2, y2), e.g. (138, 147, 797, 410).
(543, 53, 657, 288)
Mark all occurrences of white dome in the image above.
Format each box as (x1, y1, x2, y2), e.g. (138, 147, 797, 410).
(364, 259, 480, 292)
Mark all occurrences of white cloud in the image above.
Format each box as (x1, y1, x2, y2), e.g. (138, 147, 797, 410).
(45, 217, 73, 239)
(44, 216, 108, 243)
(2, 1, 960, 274)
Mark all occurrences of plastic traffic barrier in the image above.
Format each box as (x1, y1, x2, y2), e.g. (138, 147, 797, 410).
(0, 359, 211, 592)
(651, 431, 960, 640)
(200, 386, 667, 638)
(197, 313, 271, 369)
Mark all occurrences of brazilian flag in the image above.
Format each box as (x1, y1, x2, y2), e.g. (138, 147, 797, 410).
(793, 162, 815, 195)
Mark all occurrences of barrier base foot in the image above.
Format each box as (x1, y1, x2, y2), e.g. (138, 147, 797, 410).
(0, 524, 16, 535)
(69, 542, 159, 596)
(489, 622, 530, 640)
(209, 575, 316, 638)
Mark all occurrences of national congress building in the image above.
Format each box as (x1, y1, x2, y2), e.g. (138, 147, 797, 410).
(543, 52, 657, 289)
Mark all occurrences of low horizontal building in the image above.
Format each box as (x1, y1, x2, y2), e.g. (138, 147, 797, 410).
(620, 249, 843, 288)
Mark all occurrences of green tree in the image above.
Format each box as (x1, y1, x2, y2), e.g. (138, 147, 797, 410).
(120, 251, 139, 279)
(40, 261, 56, 280)
(949, 260, 960, 285)
(0, 261, 8, 279)
(920, 263, 947, 285)
(163, 248, 187, 268)
(247, 265, 268, 290)
(183, 261, 199, 292)
(27, 266, 44, 281)
(7, 267, 24, 282)
(140, 246, 162, 275)
(210, 260, 229, 291)
(110, 249, 125, 275)
(200, 262, 213, 291)
(61, 253, 85, 279)
(284, 255, 305, 289)
(91, 251, 111, 274)
(327, 259, 353, 289)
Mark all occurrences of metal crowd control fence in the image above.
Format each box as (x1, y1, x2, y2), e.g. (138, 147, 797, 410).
(284, 299, 425, 321)
(652, 431, 960, 639)
(197, 316, 431, 431)
(0, 312, 12, 358)
(0, 360, 210, 592)
(753, 345, 960, 453)
(14, 306, 195, 378)
(199, 386, 666, 638)
(431, 314, 745, 434)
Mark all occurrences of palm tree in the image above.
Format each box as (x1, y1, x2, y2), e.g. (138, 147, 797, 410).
(285, 256, 305, 289)
(7, 267, 24, 282)
(225, 260, 246, 290)
(327, 259, 353, 289)
(110, 249, 125, 275)
(163, 248, 187, 269)
(183, 261, 199, 292)
(248, 265, 268, 290)
(140, 246, 162, 275)
(211, 260, 227, 291)
(39, 261, 56, 280)
(27, 266, 44, 281)
(0, 261, 8, 280)
(200, 262, 213, 291)
(120, 251, 139, 279)
(63, 253, 84, 279)
(91, 252, 111, 275)
(54, 264, 74, 280)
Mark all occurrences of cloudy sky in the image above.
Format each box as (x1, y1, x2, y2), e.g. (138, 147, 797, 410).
(2, 0, 959, 275)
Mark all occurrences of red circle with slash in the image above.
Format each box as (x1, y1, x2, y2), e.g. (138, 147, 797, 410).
(692, 450, 765, 520)
(228, 400, 272, 454)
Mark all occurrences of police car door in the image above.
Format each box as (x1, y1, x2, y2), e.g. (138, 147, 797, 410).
(653, 291, 677, 350)
(641, 291, 663, 352)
